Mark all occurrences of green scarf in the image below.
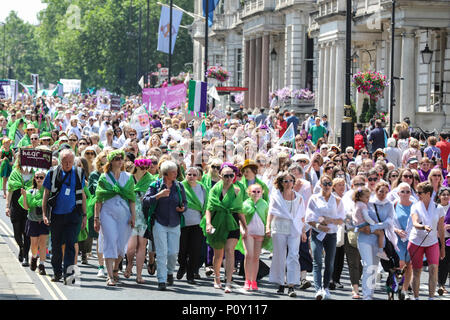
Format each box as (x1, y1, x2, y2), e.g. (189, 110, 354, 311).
(17, 135, 31, 148)
(199, 180, 243, 249)
(79, 185, 95, 242)
(18, 187, 44, 210)
(8, 119, 24, 143)
(134, 172, 155, 193)
(235, 197, 272, 254)
(95, 172, 135, 203)
(181, 180, 208, 216)
(239, 176, 269, 202)
(201, 173, 220, 190)
(7, 168, 34, 192)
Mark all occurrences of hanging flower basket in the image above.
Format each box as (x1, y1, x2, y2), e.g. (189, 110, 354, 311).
(206, 66, 230, 82)
(272, 87, 315, 106)
(352, 70, 388, 102)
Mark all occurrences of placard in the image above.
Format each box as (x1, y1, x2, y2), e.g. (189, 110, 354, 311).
(20, 148, 53, 170)
(110, 95, 121, 111)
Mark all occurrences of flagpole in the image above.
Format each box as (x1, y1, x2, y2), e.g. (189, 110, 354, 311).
(204, 0, 208, 84)
(168, 0, 173, 83)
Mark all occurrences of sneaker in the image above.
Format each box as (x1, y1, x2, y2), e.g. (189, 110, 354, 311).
(176, 266, 186, 280)
(243, 280, 251, 291)
(288, 287, 297, 298)
(158, 282, 167, 291)
(328, 281, 336, 290)
(22, 257, 30, 267)
(438, 287, 445, 296)
(323, 288, 331, 300)
(250, 281, 258, 291)
(81, 253, 88, 265)
(167, 274, 174, 286)
(335, 282, 344, 289)
(315, 289, 324, 300)
(224, 284, 232, 293)
(97, 266, 106, 278)
(205, 267, 214, 277)
(30, 257, 38, 271)
(38, 264, 46, 275)
(376, 251, 390, 261)
(299, 279, 312, 290)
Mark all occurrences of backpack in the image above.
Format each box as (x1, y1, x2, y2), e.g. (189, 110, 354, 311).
(354, 132, 365, 151)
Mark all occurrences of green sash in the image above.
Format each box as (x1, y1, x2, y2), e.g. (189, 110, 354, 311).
(17, 135, 31, 148)
(7, 168, 34, 192)
(239, 176, 269, 202)
(134, 172, 155, 193)
(95, 172, 135, 203)
(18, 187, 44, 210)
(235, 197, 273, 254)
(181, 180, 208, 216)
(199, 180, 243, 249)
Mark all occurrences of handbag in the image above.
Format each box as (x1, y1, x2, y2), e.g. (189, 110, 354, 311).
(373, 204, 400, 270)
(336, 224, 345, 247)
(347, 230, 359, 248)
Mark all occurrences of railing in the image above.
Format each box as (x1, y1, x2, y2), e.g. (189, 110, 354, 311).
(240, 0, 266, 18)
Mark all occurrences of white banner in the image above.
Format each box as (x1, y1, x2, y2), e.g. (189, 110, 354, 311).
(60, 79, 81, 93)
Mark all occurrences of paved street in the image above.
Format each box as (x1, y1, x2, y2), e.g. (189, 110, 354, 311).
(0, 195, 448, 301)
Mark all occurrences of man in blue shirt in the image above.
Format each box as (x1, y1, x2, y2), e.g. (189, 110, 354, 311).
(286, 109, 300, 136)
(42, 149, 86, 283)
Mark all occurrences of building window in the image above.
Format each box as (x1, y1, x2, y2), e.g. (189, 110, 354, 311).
(235, 48, 242, 87)
(305, 33, 314, 91)
(213, 54, 224, 67)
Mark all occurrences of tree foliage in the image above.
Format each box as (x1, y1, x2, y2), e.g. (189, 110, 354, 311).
(1, 0, 194, 94)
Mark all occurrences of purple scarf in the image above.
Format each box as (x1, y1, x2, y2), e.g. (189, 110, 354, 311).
(419, 169, 430, 182)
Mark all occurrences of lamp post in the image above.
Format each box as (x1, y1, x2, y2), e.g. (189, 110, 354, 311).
(389, 0, 395, 136)
(1, 22, 5, 79)
(421, 29, 433, 65)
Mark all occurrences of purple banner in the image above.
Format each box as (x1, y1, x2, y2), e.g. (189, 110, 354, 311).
(20, 148, 53, 170)
(142, 84, 186, 111)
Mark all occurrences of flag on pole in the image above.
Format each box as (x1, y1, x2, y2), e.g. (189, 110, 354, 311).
(157, 5, 183, 54)
(277, 123, 296, 150)
(207, 85, 220, 101)
(138, 76, 144, 89)
(203, 0, 220, 27)
(199, 120, 206, 137)
(188, 80, 207, 113)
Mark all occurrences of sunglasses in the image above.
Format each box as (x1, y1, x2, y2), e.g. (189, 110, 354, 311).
(79, 142, 87, 145)
(113, 157, 123, 161)
(354, 183, 365, 187)
(362, 152, 368, 155)
(187, 173, 198, 177)
(431, 174, 441, 177)
(69, 139, 78, 142)
(251, 190, 262, 194)
(85, 152, 95, 156)
(402, 175, 413, 179)
(391, 174, 399, 178)
(368, 177, 378, 182)
(35, 176, 45, 180)
(417, 191, 428, 195)
(322, 181, 332, 187)
(223, 174, 235, 179)
(283, 179, 294, 184)
(211, 165, 221, 170)
(129, 133, 136, 136)
(31, 137, 39, 140)
(297, 160, 308, 164)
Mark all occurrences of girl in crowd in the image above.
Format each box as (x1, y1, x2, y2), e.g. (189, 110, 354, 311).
(19, 170, 48, 275)
(437, 187, 450, 295)
(0, 137, 14, 198)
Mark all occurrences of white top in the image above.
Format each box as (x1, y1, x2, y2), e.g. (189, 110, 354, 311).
(408, 201, 445, 247)
(247, 211, 265, 236)
(305, 193, 345, 234)
(183, 184, 205, 227)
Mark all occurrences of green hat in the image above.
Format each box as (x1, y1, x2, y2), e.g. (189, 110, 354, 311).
(107, 149, 126, 163)
(40, 132, 52, 139)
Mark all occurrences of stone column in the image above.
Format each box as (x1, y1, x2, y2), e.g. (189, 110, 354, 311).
(399, 30, 416, 125)
(322, 45, 330, 122)
(249, 38, 256, 109)
(244, 39, 250, 108)
(334, 40, 345, 143)
(255, 37, 262, 108)
(328, 44, 336, 140)
(261, 34, 270, 109)
(443, 29, 450, 128)
(317, 45, 325, 115)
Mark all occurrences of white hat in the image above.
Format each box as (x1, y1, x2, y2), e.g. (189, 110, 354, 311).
(292, 153, 310, 164)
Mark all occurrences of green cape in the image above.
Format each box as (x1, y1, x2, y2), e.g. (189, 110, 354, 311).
(239, 176, 269, 202)
(199, 180, 243, 249)
(134, 172, 155, 193)
(7, 168, 34, 192)
(235, 197, 273, 254)
(18, 186, 44, 211)
(95, 172, 135, 203)
(17, 135, 31, 148)
(181, 180, 209, 216)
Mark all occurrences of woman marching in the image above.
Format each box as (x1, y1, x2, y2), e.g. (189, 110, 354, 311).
(6, 159, 34, 267)
(178, 166, 209, 285)
(0, 137, 14, 198)
(19, 170, 48, 275)
(94, 149, 136, 286)
(124, 158, 154, 284)
(201, 163, 247, 293)
(266, 172, 306, 298)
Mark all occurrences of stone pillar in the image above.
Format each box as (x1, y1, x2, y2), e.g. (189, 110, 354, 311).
(335, 40, 345, 143)
(328, 44, 336, 140)
(322, 45, 330, 122)
(443, 29, 450, 128)
(255, 37, 262, 108)
(399, 30, 416, 125)
(244, 39, 250, 108)
(317, 45, 325, 115)
(249, 38, 256, 109)
(261, 34, 270, 109)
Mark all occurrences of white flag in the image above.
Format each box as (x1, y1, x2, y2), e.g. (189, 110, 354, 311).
(138, 76, 144, 89)
(207, 85, 220, 101)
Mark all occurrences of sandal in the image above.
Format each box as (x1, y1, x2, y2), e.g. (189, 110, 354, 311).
(106, 277, 116, 286)
(113, 269, 120, 282)
(136, 276, 145, 284)
(214, 276, 222, 289)
(147, 262, 156, 275)
(124, 267, 132, 279)
(224, 283, 232, 293)
(352, 291, 361, 299)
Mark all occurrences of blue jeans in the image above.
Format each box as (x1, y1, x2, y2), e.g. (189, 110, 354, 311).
(358, 232, 380, 300)
(311, 230, 337, 291)
(153, 221, 181, 283)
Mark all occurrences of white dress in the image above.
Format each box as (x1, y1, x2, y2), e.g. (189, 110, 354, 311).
(99, 171, 133, 259)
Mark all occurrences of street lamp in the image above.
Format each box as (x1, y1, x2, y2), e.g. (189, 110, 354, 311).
(1, 22, 5, 79)
(421, 29, 433, 64)
(270, 48, 277, 61)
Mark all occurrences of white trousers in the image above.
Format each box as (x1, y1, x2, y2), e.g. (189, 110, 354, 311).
(269, 233, 301, 286)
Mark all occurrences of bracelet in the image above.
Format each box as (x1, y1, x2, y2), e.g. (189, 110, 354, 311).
(94, 217, 99, 220)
